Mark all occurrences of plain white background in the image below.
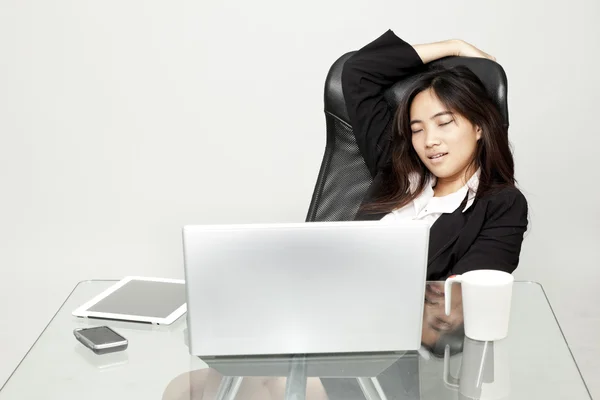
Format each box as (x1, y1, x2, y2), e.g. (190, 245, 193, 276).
(1, 0, 598, 397)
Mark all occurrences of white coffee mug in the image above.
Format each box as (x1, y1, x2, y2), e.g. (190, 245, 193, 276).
(444, 270, 514, 341)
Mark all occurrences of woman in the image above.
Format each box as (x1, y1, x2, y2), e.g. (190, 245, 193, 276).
(342, 29, 528, 280)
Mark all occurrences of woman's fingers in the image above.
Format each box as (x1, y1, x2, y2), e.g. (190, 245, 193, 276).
(457, 40, 496, 61)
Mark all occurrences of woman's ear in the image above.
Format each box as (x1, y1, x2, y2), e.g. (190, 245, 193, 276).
(475, 126, 482, 141)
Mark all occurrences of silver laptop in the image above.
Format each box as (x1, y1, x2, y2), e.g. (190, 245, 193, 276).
(182, 220, 429, 356)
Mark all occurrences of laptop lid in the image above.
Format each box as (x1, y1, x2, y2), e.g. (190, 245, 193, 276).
(183, 220, 429, 356)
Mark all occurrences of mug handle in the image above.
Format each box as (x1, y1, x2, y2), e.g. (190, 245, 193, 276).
(444, 275, 463, 316)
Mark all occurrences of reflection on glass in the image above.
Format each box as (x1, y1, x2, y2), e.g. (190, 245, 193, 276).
(162, 368, 329, 399)
(162, 282, 510, 400)
(422, 282, 465, 358)
(444, 338, 510, 400)
(73, 343, 129, 370)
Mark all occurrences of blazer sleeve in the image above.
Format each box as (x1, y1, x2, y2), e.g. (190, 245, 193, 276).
(451, 189, 529, 276)
(341, 29, 424, 178)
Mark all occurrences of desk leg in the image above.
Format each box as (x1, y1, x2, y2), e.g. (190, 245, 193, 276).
(284, 355, 307, 400)
(357, 377, 388, 400)
(215, 376, 243, 400)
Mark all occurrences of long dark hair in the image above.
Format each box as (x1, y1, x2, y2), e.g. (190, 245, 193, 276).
(360, 65, 515, 215)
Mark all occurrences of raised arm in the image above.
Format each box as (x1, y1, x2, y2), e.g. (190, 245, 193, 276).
(341, 30, 494, 177)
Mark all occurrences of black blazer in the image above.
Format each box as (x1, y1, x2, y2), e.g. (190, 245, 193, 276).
(341, 30, 528, 280)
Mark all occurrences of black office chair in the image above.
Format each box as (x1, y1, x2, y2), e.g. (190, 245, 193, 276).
(305, 52, 509, 222)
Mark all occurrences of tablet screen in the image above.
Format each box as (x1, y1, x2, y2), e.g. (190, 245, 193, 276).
(87, 279, 186, 319)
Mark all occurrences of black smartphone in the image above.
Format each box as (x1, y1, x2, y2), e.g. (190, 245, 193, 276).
(73, 326, 128, 355)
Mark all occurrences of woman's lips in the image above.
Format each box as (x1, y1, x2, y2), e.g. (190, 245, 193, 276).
(428, 152, 448, 164)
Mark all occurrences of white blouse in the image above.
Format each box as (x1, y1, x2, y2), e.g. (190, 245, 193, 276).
(381, 170, 480, 225)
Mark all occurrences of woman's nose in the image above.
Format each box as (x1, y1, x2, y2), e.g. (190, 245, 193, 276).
(424, 131, 441, 147)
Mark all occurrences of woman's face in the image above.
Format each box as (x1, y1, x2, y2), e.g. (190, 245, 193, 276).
(409, 88, 481, 180)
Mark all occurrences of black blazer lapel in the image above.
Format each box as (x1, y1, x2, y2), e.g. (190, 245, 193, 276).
(427, 207, 467, 266)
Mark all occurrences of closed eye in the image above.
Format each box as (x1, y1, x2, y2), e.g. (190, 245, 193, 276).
(412, 120, 452, 134)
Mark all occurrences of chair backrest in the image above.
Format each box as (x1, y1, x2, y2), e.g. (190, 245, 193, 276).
(306, 52, 509, 222)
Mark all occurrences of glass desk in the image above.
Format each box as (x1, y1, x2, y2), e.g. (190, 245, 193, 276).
(0, 280, 592, 399)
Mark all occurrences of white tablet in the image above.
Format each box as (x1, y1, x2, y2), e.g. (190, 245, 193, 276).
(72, 276, 187, 325)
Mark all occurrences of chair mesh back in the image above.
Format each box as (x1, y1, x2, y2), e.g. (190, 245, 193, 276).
(306, 51, 508, 222)
(306, 113, 373, 222)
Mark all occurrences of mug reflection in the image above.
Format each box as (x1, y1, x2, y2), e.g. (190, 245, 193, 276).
(443, 338, 511, 400)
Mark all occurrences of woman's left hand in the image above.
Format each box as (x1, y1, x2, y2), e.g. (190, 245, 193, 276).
(454, 39, 496, 61)
(413, 39, 496, 64)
